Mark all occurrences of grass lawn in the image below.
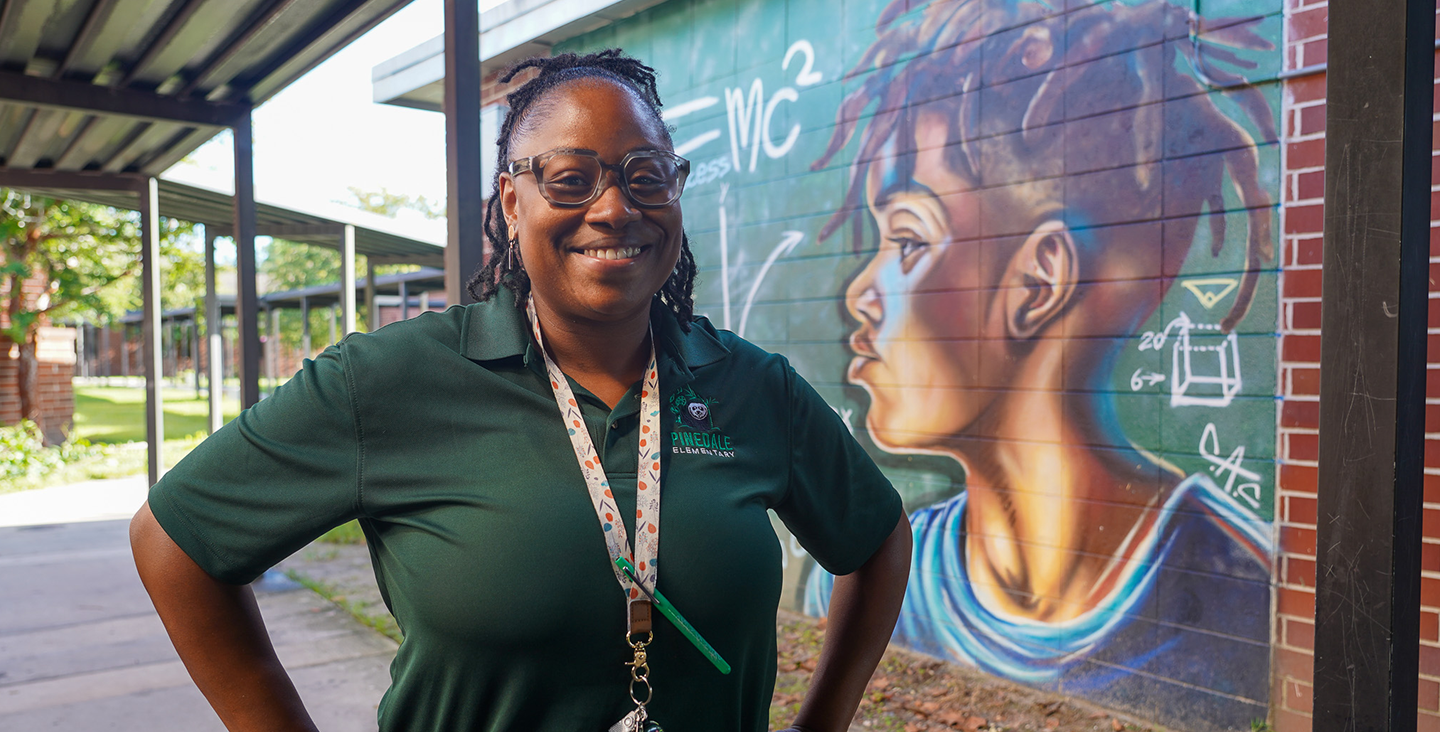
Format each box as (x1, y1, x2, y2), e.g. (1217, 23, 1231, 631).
(73, 385, 241, 444)
(0, 386, 245, 494)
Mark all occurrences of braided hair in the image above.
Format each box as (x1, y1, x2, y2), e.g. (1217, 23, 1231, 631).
(815, 0, 1275, 333)
(466, 49, 698, 331)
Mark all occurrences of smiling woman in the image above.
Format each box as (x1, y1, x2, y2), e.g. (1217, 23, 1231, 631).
(128, 49, 912, 732)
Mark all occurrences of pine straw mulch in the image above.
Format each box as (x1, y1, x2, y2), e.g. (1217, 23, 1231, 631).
(768, 611, 1164, 732)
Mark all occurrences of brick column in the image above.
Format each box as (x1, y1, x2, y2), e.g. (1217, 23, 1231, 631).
(1273, 0, 1327, 730)
(1275, 1, 1440, 729)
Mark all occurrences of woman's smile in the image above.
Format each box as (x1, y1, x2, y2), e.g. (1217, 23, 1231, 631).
(572, 243, 650, 262)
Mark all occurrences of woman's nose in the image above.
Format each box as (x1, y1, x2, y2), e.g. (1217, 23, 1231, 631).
(584, 174, 642, 228)
(847, 262, 884, 326)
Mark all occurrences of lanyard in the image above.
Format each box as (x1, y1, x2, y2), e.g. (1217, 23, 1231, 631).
(526, 298, 662, 603)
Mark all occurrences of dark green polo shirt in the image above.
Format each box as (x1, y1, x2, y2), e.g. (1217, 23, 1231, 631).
(148, 289, 902, 732)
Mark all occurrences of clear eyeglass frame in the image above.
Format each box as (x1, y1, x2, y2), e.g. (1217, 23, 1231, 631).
(508, 148, 691, 209)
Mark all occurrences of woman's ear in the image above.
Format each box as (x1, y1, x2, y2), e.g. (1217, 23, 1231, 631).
(1002, 220, 1077, 340)
(498, 172, 518, 229)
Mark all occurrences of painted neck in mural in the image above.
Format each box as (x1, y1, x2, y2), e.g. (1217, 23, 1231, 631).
(957, 345, 1183, 623)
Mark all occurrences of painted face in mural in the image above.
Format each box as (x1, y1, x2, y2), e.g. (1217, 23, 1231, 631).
(824, 0, 1276, 620)
(804, 2, 1282, 724)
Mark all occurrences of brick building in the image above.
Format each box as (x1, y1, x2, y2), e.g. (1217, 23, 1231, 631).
(367, 0, 1409, 728)
(0, 266, 75, 444)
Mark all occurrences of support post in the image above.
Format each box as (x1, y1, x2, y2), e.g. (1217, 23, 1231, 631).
(301, 296, 312, 356)
(399, 280, 409, 320)
(166, 319, 177, 386)
(267, 307, 280, 390)
(139, 177, 164, 487)
(205, 229, 223, 434)
(75, 322, 85, 378)
(1312, 0, 1436, 727)
(342, 225, 357, 335)
(233, 110, 261, 408)
(444, 0, 484, 305)
(190, 319, 200, 399)
(365, 258, 377, 331)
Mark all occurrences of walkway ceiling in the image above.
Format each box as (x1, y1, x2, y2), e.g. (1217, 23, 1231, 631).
(6, 177, 445, 266)
(0, 0, 413, 176)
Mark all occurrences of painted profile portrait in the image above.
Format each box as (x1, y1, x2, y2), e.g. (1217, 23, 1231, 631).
(803, 0, 1278, 725)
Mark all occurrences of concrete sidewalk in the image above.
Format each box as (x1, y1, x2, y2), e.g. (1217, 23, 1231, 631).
(0, 481, 397, 731)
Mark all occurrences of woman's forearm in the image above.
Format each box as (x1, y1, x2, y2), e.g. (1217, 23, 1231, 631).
(791, 514, 913, 732)
(130, 501, 317, 732)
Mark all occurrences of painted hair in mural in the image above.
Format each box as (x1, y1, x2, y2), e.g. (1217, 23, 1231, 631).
(804, 0, 1277, 727)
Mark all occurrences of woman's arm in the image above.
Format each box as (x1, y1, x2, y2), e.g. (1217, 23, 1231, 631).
(130, 501, 318, 732)
(786, 513, 912, 732)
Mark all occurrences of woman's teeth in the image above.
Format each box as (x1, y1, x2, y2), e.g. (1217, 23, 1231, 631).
(580, 247, 642, 260)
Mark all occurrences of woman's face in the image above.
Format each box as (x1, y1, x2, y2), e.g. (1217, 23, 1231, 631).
(845, 112, 1010, 451)
(500, 79, 683, 323)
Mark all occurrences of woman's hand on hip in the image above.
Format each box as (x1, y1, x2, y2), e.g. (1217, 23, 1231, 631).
(130, 501, 319, 732)
(787, 513, 912, 732)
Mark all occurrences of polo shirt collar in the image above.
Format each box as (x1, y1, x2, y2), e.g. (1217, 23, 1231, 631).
(459, 286, 531, 362)
(460, 288, 730, 378)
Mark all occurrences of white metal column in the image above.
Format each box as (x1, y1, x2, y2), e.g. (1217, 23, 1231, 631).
(342, 224, 357, 335)
(205, 229, 223, 434)
(139, 177, 164, 486)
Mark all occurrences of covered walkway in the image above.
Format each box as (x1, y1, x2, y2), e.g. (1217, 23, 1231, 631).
(0, 0, 426, 484)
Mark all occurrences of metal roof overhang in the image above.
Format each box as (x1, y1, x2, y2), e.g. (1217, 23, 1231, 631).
(371, 0, 667, 111)
(113, 267, 444, 321)
(1, 173, 443, 266)
(259, 266, 444, 307)
(0, 0, 414, 176)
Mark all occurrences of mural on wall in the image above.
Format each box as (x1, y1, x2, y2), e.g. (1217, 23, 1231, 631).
(561, 0, 1282, 727)
(801, 1, 1279, 726)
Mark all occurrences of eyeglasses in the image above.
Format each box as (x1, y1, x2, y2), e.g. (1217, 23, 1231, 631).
(508, 148, 690, 209)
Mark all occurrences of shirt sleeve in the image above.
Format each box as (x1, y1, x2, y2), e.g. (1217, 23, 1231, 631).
(772, 361, 903, 576)
(147, 343, 363, 585)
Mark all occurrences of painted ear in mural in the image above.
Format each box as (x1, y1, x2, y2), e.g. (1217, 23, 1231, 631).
(1003, 220, 1076, 341)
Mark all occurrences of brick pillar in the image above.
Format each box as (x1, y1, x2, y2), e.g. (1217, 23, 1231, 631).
(1275, 1, 1440, 729)
(1273, 0, 1328, 730)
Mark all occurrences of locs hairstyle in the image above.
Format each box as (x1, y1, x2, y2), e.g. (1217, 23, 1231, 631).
(465, 49, 698, 331)
(815, 0, 1276, 332)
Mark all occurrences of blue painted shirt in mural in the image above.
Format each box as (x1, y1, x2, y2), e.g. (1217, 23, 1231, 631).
(806, 473, 1274, 725)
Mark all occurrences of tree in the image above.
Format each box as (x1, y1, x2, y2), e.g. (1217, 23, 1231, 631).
(0, 190, 201, 443)
(342, 186, 445, 220)
(1, 190, 137, 442)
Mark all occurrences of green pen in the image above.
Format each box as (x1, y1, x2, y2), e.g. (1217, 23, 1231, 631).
(615, 556, 731, 675)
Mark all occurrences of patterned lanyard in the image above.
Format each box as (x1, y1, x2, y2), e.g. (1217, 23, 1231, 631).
(526, 297, 662, 601)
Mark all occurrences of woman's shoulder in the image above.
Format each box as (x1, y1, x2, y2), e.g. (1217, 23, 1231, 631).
(688, 314, 788, 370)
(333, 305, 470, 374)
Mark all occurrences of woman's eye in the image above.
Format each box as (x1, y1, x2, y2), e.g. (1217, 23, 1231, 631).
(888, 236, 928, 260)
(548, 173, 591, 188)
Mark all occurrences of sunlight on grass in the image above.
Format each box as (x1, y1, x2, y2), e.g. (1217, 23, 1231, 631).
(73, 386, 242, 444)
(0, 386, 246, 493)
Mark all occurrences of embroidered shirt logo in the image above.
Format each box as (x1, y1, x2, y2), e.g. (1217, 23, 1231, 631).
(669, 385, 734, 458)
(687, 402, 709, 424)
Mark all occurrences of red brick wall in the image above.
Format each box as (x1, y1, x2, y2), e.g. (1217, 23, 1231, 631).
(1272, 2, 1326, 728)
(1275, 1, 1440, 729)
(0, 328, 76, 443)
(0, 263, 76, 442)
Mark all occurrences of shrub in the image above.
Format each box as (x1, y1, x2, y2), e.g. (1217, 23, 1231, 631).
(0, 420, 107, 484)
